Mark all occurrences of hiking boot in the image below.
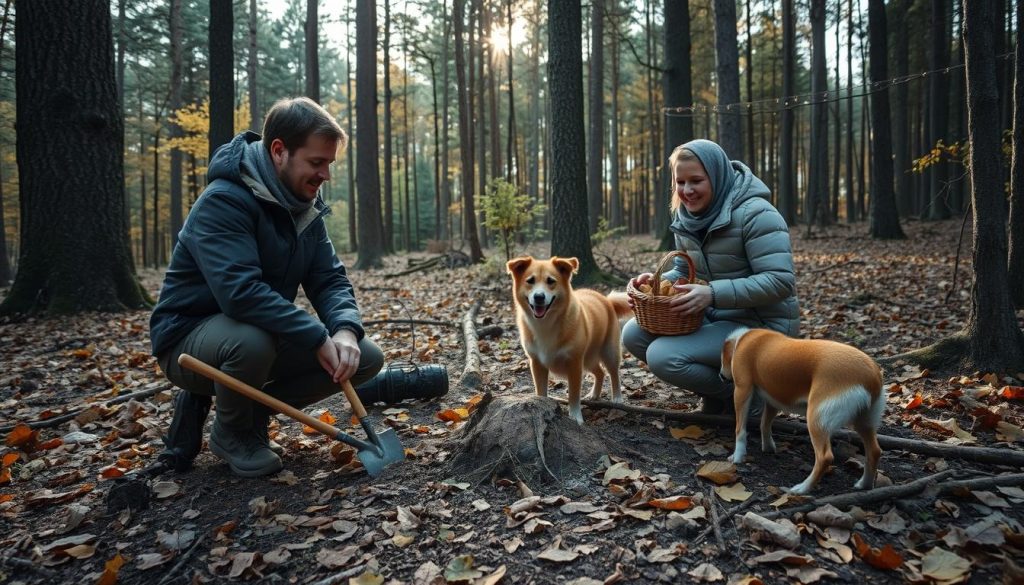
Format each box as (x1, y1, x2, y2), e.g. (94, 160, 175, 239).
(209, 419, 283, 477)
(252, 411, 284, 456)
(159, 391, 212, 472)
(355, 364, 449, 405)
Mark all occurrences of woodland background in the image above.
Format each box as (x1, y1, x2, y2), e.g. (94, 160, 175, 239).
(1, 0, 1024, 584)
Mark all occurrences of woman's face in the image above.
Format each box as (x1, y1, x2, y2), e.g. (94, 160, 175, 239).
(674, 158, 713, 215)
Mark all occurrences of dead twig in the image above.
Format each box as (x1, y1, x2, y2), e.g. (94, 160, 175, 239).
(459, 300, 483, 390)
(760, 469, 958, 519)
(156, 533, 206, 585)
(706, 484, 726, 554)
(694, 494, 763, 547)
(363, 318, 456, 328)
(573, 398, 1024, 467)
(308, 563, 368, 585)
(0, 383, 173, 434)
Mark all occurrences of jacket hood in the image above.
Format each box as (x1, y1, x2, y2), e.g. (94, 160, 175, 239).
(207, 130, 260, 186)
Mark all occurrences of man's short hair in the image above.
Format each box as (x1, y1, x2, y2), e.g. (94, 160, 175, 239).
(262, 97, 347, 153)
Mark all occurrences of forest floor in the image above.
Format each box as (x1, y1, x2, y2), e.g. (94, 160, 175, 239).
(2, 218, 1024, 585)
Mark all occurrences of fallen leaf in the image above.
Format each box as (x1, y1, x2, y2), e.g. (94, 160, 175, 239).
(136, 552, 173, 570)
(348, 572, 384, 585)
(602, 462, 641, 485)
(670, 425, 706, 440)
(972, 490, 1010, 508)
(392, 533, 415, 548)
(96, 553, 125, 585)
(5, 423, 39, 449)
(316, 546, 359, 569)
(919, 417, 976, 444)
(2, 452, 19, 467)
(503, 537, 523, 553)
(647, 495, 693, 511)
(867, 508, 907, 535)
(818, 538, 854, 563)
(152, 481, 180, 499)
(687, 562, 724, 582)
(852, 533, 903, 570)
(537, 547, 579, 562)
(904, 392, 923, 409)
(999, 385, 1024, 400)
(806, 504, 854, 529)
(436, 408, 470, 422)
(750, 550, 813, 565)
(228, 551, 257, 579)
(786, 566, 838, 583)
(560, 501, 602, 514)
(645, 546, 682, 563)
(477, 565, 507, 585)
(697, 461, 738, 485)
(996, 421, 1024, 442)
(523, 517, 552, 534)
(443, 555, 483, 582)
(715, 482, 752, 502)
(921, 547, 971, 582)
(471, 498, 491, 511)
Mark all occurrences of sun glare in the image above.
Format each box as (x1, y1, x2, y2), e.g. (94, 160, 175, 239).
(490, 27, 510, 55)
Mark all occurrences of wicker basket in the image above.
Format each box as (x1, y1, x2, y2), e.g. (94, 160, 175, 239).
(626, 251, 705, 336)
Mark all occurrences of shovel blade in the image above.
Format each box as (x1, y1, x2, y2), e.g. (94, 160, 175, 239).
(354, 428, 404, 477)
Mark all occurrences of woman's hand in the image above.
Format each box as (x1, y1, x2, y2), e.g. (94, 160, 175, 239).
(669, 283, 713, 316)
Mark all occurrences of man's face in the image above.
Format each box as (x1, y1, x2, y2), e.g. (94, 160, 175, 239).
(269, 134, 338, 202)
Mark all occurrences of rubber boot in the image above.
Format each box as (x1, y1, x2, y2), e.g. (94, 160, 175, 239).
(208, 418, 283, 478)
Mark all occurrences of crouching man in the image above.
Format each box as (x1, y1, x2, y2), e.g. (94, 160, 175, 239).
(150, 97, 382, 477)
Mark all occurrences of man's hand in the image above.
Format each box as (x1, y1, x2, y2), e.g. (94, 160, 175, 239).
(669, 283, 712, 316)
(317, 329, 361, 384)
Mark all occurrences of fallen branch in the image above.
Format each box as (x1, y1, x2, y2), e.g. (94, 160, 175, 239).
(157, 533, 206, 585)
(695, 494, 763, 548)
(387, 255, 444, 278)
(0, 383, 173, 434)
(459, 300, 483, 390)
(706, 484, 726, 554)
(309, 563, 368, 585)
(572, 398, 1024, 467)
(363, 318, 456, 328)
(760, 470, 1024, 519)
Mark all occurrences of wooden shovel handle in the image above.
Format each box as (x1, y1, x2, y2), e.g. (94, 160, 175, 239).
(340, 380, 367, 419)
(177, 353, 342, 438)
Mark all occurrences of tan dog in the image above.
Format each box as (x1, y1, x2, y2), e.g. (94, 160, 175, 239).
(720, 328, 884, 494)
(507, 256, 633, 424)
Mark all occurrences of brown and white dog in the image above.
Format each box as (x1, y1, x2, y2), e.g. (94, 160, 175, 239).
(720, 328, 884, 494)
(506, 256, 633, 424)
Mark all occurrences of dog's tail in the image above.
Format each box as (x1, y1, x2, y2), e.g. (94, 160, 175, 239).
(607, 291, 634, 318)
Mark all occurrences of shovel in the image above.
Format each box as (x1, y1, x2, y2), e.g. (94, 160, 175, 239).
(177, 354, 405, 477)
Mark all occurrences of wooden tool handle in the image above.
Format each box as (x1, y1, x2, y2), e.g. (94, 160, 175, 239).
(177, 353, 341, 438)
(340, 380, 367, 419)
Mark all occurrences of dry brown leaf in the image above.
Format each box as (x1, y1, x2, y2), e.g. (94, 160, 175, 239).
(5, 423, 39, 450)
(687, 562, 724, 582)
(697, 461, 738, 485)
(750, 550, 813, 565)
(477, 564, 507, 585)
(602, 462, 641, 485)
(852, 533, 903, 570)
(670, 425, 706, 440)
(537, 547, 579, 563)
(443, 555, 483, 582)
(920, 547, 971, 583)
(996, 421, 1024, 442)
(560, 501, 602, 514)
(972, 490, 1010, 508)
(96, 553, 125, 585)
(647, 495, 693, 511)
(715, 482, 752, 502)
(348, 572, 384, 585)
(786, 566, 839, 583)
(867, 508, 907, 534)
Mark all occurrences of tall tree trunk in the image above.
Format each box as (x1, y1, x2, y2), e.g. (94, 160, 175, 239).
(609, 7, 622, 230)
(807, 0, 829, 230)
(305, 0, 319, 102)
(117, 0, 126, 110)
(745, 0, 755, 172)
(169, 0, 184, 251)
(1008, 0, 1024, 309)
(927, 0, 951, 219)
(891, 0, 911, 217)
(867, 0, 904, 239)
(548, 0, 599, 282)
(383, 0, 394, 253)
(248, 0, 260, 131)
(846, 0, 856, 222)
(440, 0, 452, 242)
(662, 0, 692, 235)
(454, 0, 483, 262)
(778, 0, 797, 225)
(403, 52, 412, 251)
(712, 0, 742, 158)
(209, 0, 234, 159)
(949, 5, 967, 215)
(505, 0, 517, 183)
(832, 3, 841, 221)
(527, 5, 541, 207)
(487, 8, 501, 182)
(355, 0, 385, 269)
(2, 0, 147, 313)
(587, 0, 604, 232)
(0, 0, 12, 286)
(346, 4, 357, 252)
(957, 0, 1024, 370)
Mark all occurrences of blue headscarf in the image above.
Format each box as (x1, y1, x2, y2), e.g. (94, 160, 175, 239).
(675, 139, 736, 234)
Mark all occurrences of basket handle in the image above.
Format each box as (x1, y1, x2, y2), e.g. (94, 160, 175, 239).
(652, 251, 697, 297)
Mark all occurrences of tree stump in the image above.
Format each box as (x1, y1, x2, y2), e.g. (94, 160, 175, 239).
(448, 394, 610, 487)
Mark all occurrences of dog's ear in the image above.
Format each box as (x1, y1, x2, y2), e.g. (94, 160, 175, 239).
(552, 257, 580, 276)
(506, 256, 533, 276)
